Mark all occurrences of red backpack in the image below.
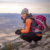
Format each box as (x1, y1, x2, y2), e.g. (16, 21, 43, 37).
(33, 15, 48, 33)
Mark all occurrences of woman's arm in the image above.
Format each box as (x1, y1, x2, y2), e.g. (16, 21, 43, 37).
(21, 18, 32, 33)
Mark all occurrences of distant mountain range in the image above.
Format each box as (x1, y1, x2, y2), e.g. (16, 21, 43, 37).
(0, 13, 50, 33)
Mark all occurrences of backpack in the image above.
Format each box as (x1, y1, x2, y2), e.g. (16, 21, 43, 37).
(33, 15, 48, 33)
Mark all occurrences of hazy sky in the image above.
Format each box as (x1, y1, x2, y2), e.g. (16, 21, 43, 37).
(0, 0, 50, 13)
(0, 0, 50, 3)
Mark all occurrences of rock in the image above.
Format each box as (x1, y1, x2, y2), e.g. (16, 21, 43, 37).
(0, 30, 50, 50)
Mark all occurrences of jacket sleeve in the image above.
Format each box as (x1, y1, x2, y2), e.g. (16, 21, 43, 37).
(21, 18, 32, 33)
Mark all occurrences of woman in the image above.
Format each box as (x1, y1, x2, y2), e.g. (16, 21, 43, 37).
(15, 8, 42, 48)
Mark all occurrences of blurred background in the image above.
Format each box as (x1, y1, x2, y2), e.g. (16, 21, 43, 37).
(0, 0, 50, 34)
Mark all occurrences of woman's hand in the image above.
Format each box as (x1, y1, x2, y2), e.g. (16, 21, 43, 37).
(15, 29, 21, 35)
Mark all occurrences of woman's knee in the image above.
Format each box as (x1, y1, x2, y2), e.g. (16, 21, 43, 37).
(20, 34, 32, 43)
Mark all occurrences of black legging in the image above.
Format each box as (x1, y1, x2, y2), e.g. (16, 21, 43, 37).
(20, 32, 42, 43)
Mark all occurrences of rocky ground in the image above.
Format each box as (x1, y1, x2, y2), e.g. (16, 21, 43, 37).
(0, 26, 50, 50)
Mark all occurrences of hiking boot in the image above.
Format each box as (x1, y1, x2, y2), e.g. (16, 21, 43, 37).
(28, 41, 38, 49)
